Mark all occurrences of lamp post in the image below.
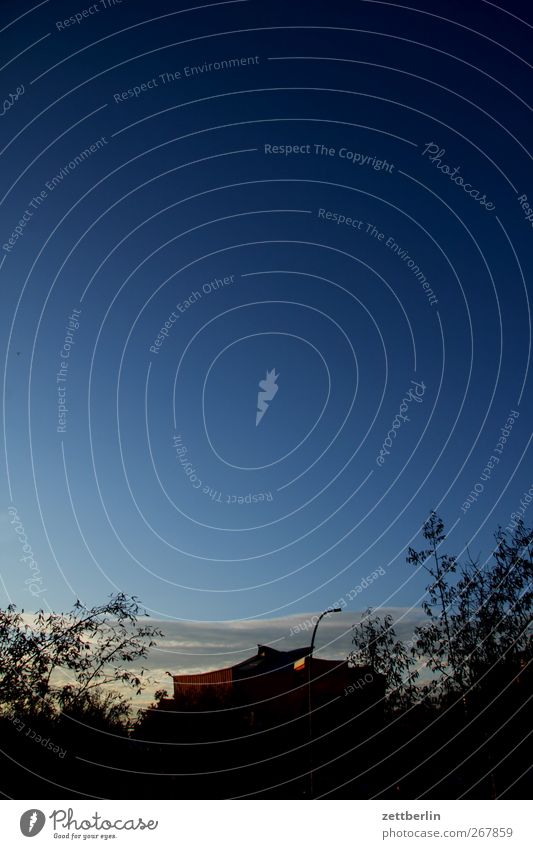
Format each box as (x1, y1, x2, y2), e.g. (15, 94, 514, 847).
(307, 607, 342, 797)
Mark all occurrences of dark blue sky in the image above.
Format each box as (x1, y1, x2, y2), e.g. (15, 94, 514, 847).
(1, 0, 532, 645)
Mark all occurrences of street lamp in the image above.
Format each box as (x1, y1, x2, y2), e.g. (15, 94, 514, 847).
(309, 608, 342, 660)
(307, 607, 342, 797)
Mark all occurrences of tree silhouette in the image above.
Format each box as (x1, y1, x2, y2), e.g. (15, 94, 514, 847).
(450, 519, 533, 696)
(0, 592, 162, 724)
(349, 608, 419, 712)
(407, 511, 462, 695)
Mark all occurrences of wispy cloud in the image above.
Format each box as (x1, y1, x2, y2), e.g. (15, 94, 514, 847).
(6, 606, 426, 707)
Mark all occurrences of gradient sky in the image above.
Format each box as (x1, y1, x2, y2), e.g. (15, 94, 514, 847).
(1, 0, 532, 678)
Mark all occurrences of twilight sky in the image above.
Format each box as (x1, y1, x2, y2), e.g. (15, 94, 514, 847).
(1, 0, 532, 680)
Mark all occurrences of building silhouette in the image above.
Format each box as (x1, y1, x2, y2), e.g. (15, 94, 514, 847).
(162, 644, 384, 728)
